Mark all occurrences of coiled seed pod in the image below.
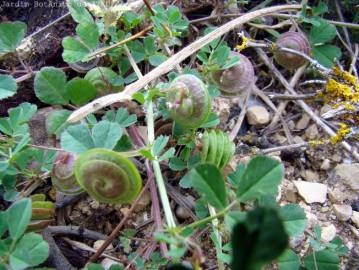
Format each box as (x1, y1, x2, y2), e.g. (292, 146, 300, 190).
(211, 52, 255, 96)
(167, 74, 211, 129)
(274, 31, 310, 69)
(200, 130, 235, 170)
(74, 148, 142, 204)
(84, 67, 122, 95)
(51, 151, 83, 195)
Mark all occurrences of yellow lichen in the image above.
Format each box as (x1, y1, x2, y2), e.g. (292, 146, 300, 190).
(236, 36, 251, 51)
(330, 123, 351, 144)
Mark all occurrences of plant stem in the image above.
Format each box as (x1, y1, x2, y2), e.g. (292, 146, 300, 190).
(208, 205, 224, 270)
(147, 100, 176, 228)
(182, 201, 237, 231)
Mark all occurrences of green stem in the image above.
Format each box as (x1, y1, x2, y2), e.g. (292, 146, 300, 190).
(147, 99, 176, 228)
(208, 205, 225, 270)
(182, 201, 237, 231)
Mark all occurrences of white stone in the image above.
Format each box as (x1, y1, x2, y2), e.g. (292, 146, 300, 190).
(175, 206, 191, 220)
(320, 159, 331, 170)
(333, 204, 352, 221)
(296, 114, 310, 130)
(246, 105, 270, 126)
(351, 211, 359, 228)
(294, 181, 328, 203)
(321, 224, 336, 243)
(334, 163, 359, 191)
(305, 124, 319, 140)
(94, 240, 113, 251)
(101, 258, 119, 270)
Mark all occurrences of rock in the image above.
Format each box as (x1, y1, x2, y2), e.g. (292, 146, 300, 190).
(294, 181, 327, 203)
(134, 190, 151, 212)
(272, 133, 287, 144)
(301, 170, 319, 182)
(351, 211, 359, 228)
(334, 163, 359, 191)
(293, 135, 305, 144)
(175, 206, 191, 220)
(320, 159, 331, 170)
(331, 154, 342, 163)
(333, 204, 352, 221)
(246, 105, 270, 126)
(305, 124, 319, 140)
(94, 240, 113, 251)
(101, 258, 119, 270)
(283, 181, 298, 203)
(296, 114, 310, 130)
(321, 224, 336, 242)
(212, 97, 231, 128)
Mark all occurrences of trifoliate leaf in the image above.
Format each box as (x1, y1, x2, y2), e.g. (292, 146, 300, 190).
(0, 74, 17, 100)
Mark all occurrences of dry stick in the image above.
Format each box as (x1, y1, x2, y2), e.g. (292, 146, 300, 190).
(68, 4, 302, 123)
(87, 26, 153, 60)
(269, 65, 307, 128)
(334, 0, 353, 53)
(229, 87, 252, 141)
(88, 179, 151, 263)
(256, 48, 359, 161)
(268, 93, 316, 100)
(261, 142, 309, 154)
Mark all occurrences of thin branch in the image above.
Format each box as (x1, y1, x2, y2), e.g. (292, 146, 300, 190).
(268, 93, 316, 100)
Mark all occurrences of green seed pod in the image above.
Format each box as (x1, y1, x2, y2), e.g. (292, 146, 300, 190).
(51, 151, 83, 195)
(274, 31, 310, 69)
(84, 67, 122, 95)
(167, 74, 211, 129)
(74, 148, 142, 204)
(200, 130, 235, 170)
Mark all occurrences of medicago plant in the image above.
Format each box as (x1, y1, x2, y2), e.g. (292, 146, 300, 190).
(0, 0, 357, 269)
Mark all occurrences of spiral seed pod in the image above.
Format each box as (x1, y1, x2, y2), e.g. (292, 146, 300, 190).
(51, 151, 83, 195)
(274, 31, 310, 69)
(211, 52, 255, 96)
(74, 148, 142, 204)
(167, 74, 211, 129)
(200, 130, 235, 170)
(84, 67, 122, 95)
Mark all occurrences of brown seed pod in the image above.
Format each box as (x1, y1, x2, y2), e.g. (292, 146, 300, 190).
(51, 151, 83, 195)
(274, 31, 310, 69)
(211, 52, 255, 96)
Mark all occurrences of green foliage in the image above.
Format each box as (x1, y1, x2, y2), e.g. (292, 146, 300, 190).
(34, 67, 69, 105)
(181, 163, 227, 209)
(62, 22, 99, 63)
(67, 0, 94, 25)
(280, 204, 307, 237)
(231, 206, 289, 270)
(103, 108, 137, 128)
(0, 21, 27, 53)
(0, 198, 49, 270)
(147, 5, 188, 45)
(278, 249, 301, 270)
(66, 77, 97, 105)
(304, 250, 339, 270)
(300, 2, 341, 67)
(0, 75, 17, 100)
(236, 156, 284, 202)
(46, 109, 72, 138)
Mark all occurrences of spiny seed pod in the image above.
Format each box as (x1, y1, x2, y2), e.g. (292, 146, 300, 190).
(211, 52, 255, 96)
(84, 67, 122, 95)
(74, 148, 142, 204)
(167, 74, 211, 129)
(200, 130, 235, 170)
(51, 151, 83, 195)
(69, 58, 100, 73)
(28, 196, 55, 231)
(274, 31, 310, 69)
